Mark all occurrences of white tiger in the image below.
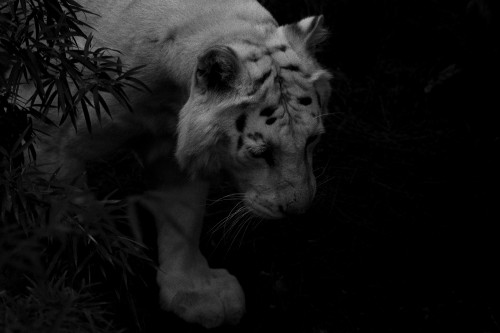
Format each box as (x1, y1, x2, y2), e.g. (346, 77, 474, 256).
(34, 0, 331, 328)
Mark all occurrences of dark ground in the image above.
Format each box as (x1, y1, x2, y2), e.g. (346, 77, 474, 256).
(105, 1, 500, 332)
(4, 0, 498, 332)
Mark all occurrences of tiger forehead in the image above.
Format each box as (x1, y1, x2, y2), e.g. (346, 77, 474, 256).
(230, 38, 321, 131)
(232, 48, 312, 104)
(232, 38, 308, 77)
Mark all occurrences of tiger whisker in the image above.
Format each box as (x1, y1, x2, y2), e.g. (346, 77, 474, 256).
(226, 209, 254, 253)
(237, 214, 255, 248)
(208, 201, 246, 235)
(223, 206, 250, 239)
(314, 158, 332, 180)
(210, 203, 250, 254)
(206, 193, 245, 206)
(317, 175, 336, 188)
(314, 112, 343, 120)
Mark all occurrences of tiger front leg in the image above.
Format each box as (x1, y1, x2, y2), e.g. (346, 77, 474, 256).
(136, 180, 245, 328)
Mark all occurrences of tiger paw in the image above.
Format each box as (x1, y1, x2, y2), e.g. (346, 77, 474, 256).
(158, 268, 245, 328)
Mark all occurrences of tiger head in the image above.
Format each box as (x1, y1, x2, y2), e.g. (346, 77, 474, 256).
(176, 16, 331, 219)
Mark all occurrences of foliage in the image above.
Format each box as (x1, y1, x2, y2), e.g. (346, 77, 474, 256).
(0, 0, 147, 132)
(0, 0, 150, 332)
(0, 276, 122, 333)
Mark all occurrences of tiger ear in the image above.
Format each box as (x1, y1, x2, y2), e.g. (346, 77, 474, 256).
(284, 15, 329, 55)
(195, 46, 240, 93)
(311, 70, 332, 112)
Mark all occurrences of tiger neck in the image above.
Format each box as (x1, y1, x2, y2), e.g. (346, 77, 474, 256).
(162, 8, 277, 91)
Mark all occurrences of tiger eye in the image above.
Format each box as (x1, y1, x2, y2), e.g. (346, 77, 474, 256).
(260, 106, 276, 117)
(250, 147, 275, 167)
(298, 97, 312, 106)
(266, 117, 277, 125)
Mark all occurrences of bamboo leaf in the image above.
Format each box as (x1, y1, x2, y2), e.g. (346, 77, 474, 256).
(12, 135, 36, 158)
(43, 86, 59, 115)
(83, 33, 92, 59)
(81, 97, 91, 133)
(27, 107, 57, 126)
(24, 48, 45, 98)
(9, 125, 31, 156)
(92, 86, 102, 123)
(56, 76, 66, 114)
(98, 94, 111, 118)
(123, 77, 151, 93)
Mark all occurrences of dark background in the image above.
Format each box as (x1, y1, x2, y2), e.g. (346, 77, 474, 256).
(3, 0, 498, 332)
(128, 0, 499, 332)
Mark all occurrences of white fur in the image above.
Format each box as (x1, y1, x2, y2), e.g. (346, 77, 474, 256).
(28, 0, 331, 328)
